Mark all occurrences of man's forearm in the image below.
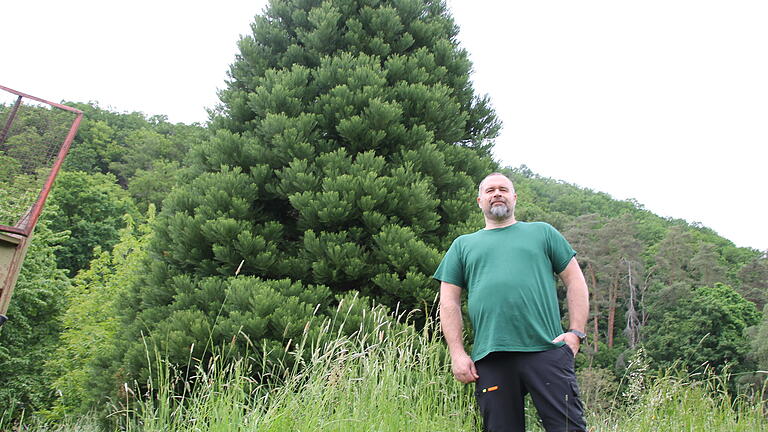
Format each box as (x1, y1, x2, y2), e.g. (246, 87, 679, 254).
(560, 258, 589, 333)
(439, 282, 468, 356)
(567, 281, 589, 332)
(440, 298, 467, 355)
(440, 282, 478, 383)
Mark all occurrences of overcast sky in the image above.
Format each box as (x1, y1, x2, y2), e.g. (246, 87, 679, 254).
(3, 1, 767, 251)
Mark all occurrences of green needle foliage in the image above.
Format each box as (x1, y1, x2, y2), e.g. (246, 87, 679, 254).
(109, 0, 498, 401)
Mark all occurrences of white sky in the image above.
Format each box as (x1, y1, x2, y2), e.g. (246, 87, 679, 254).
(3, 1, 767, 251)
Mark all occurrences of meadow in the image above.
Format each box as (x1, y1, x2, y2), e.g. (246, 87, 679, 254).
(3, 303, 766, 432)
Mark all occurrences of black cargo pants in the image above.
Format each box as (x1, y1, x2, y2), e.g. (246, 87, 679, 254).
(474, 345, 587, 432)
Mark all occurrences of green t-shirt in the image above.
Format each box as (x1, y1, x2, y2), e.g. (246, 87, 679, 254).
(433, 222, 576, 361)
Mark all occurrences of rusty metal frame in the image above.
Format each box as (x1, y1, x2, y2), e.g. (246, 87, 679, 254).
(0, 84, 84, 237)
(0, 85, 84, 325)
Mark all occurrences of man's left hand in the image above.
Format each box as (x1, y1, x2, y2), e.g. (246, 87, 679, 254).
(552, 332, 580, 356)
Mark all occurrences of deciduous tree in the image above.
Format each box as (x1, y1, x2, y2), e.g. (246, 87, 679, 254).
(45, 171, 139, 275)
(643, 283, 760, 374)
(0, 219, 69, 418)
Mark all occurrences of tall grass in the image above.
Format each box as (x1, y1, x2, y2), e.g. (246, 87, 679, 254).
(4, 302, 767, 431)
(591, 373, 766, 431)
(123, 304, 479, 432)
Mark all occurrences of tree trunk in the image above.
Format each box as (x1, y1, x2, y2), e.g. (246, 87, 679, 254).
(607, 275, 618, 349)
(624, 259, 640, 348)
(588, 262, 599, 352)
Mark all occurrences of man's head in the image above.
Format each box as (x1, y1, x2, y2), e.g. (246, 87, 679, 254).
(477, 173, 517, 223)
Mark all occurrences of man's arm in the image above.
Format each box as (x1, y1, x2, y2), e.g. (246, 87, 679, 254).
(553, 257, 590, 355)
(440, 281, 479, 383)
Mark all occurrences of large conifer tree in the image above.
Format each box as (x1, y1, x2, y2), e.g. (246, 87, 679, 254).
(114, 0, 498, 388)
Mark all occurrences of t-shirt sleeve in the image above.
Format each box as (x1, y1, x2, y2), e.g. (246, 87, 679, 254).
(433, 238, 465, 288)
(545, 224, 577, 274)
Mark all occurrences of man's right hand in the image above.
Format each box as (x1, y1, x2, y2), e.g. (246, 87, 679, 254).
(451, 351, 479, 383)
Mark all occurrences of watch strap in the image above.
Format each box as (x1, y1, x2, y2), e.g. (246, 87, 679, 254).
(568, 329, 587, 343)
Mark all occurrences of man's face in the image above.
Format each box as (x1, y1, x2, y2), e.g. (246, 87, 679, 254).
(477, 175, 517, 220)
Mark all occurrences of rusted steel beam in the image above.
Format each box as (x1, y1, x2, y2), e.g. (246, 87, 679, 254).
(0, 85, 84, 237)
(0, 225, 26, 236)
(18, 111, 83, 236)
(0, 85, 83, 115)
(0, 95, 23, 146)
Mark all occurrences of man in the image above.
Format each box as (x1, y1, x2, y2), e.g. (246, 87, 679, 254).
(433, 172, 589, 432)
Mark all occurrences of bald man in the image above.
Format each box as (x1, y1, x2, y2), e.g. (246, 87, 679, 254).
(434, 172, 589, 432)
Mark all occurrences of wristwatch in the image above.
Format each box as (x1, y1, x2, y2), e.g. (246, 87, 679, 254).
(568, 329, 587, 344)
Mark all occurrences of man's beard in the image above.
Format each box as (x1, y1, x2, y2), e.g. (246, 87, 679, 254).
(489, 203, 510, 219)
